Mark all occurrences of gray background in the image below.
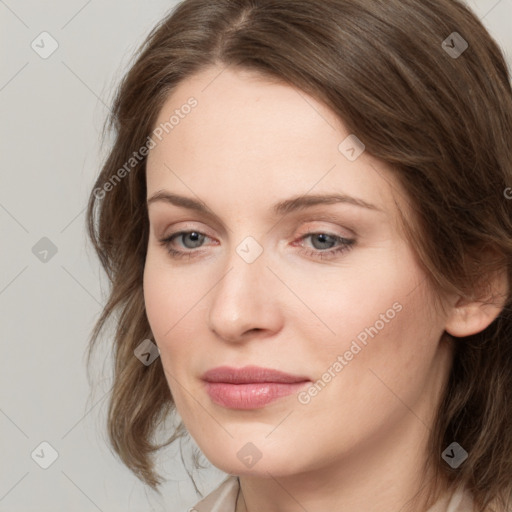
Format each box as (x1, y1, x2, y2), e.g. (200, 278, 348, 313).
(1, 1, 511, 511)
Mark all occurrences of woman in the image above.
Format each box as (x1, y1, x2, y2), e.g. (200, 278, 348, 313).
(86, 0, 512, 510)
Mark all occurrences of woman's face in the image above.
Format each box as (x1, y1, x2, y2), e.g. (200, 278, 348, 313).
(143, 65, 454, 478)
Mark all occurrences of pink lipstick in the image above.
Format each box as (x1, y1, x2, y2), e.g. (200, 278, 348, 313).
(202, 365, 310, 409)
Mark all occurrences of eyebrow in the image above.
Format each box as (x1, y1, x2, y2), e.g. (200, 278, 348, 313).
(146, 191, 383, 217)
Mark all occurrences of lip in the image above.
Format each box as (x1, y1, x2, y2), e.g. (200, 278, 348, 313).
(202, 365, 311, 409)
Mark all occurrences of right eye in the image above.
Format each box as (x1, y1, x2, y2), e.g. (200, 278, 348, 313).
(159, 230, 214, 259)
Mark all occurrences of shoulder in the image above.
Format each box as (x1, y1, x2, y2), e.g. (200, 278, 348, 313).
(425, 484, 474, 512)
(446, 486, 512, 512)
(190, 475, 240, 512)
(448, 485, 475, 512)
(433, 484, 510, 512)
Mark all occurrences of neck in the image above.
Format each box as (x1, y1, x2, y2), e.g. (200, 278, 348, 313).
(237, 429, 449, 512)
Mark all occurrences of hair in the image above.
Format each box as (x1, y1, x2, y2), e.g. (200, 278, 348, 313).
(85, 0, 512, 510)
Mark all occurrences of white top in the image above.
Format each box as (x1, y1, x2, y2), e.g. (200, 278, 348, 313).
(191, 475, 477, 512)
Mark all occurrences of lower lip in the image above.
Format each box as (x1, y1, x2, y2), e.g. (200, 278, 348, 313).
(204, 382, 309, 409)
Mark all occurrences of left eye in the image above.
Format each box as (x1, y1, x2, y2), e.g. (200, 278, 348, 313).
(159, 230, 355, 260)
(294, 232, 355, 260)
(302, 232, 339, 250)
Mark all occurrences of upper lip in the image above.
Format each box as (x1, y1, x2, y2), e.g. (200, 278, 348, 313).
(202, 365, 310, 384)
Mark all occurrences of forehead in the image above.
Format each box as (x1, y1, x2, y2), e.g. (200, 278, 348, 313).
(150, 66, 344, 157)
(146, 66, 404, 223)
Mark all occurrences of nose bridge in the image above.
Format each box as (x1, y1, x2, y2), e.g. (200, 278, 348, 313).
(219, 221, 270, 291)
(206, 232, 282, 341)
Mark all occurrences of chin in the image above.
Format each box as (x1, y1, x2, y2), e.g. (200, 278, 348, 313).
(201, 445, 304, 478)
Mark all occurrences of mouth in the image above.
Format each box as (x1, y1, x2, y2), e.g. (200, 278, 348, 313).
(202, 365, 311, 409)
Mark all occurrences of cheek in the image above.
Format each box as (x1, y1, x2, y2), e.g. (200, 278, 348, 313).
(306, 275, 441, 417)
(287, 258, 408, 353)
(295, 249, 440, 393)
(143, 257, 201, 410)
(143, 258, 171, 338)
(143, 252, 197, 337)
(142, 252, 210, 386)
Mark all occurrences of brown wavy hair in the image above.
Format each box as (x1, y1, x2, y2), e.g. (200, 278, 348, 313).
(86, 0, 512, 509)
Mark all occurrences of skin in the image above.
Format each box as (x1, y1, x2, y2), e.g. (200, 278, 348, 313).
(143, 65, 503, 512)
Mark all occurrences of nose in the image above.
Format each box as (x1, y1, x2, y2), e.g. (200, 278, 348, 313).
(206, 243, 284, 343)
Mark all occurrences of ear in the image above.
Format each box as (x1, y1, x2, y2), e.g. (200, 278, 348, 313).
(444, 263, 509, 338)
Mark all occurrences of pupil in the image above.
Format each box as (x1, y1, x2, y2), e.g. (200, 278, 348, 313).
(185, 232, 203, 248)
(313, 234, 334, 249)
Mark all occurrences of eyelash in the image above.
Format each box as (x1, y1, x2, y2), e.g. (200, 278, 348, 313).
(158, 230, 355, 261)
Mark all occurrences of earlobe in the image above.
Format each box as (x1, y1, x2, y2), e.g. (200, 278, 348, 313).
(444, 267, 509, 338)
